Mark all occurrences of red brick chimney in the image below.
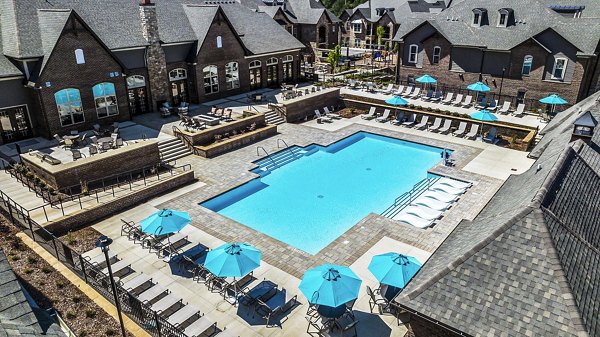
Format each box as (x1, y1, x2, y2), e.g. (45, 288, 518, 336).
(140, 0, 153, 5)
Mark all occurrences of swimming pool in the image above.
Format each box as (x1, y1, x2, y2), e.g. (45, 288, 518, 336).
(201, 132, 445, 254)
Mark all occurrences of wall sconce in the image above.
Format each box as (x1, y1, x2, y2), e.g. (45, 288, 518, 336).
(459, 73, 464, 81)
(492, 79, 497, 87)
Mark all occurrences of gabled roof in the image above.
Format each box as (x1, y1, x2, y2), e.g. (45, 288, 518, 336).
(36, 9, 71, 74)
(0, 250, 65, 336)
(394, 92, 600, 337)
(574, 110, 598, 128)
(262, 0, 340, 25)
(350, 0, 447, 24)
(0, 15, 21, 78)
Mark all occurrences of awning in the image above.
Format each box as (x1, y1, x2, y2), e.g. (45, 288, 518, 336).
(351, 19, 362, 24)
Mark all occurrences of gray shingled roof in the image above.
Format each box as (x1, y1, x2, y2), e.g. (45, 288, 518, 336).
(350, 0, 446, 24)
(0, 250, 65, 336)
(37, 9, 72, 75)
(394, 92, 600, 337)
(393, 0, 600, 55)
(0, 15, 21, 78)
(266, 0, 340, 25)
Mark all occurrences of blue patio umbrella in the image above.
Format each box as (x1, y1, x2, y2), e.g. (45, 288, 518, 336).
(299, 264, 362, 307)
(470, 110, 498, 122)
(368, 253, 421, 289)
(415, 74, 437, 84)
(540, 94, 568, 114)
(204, 242, 261, 278)
(466, 81, 491, 92)
(141, 209, 191, 236)
(385, 95, 409, 106)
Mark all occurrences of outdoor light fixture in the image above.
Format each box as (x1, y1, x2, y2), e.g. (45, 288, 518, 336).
(95, 235, 127, 337)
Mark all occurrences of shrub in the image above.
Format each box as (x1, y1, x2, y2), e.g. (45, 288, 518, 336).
(106, 328, 116, 336)
(85, 310, 96, 319)
(56, 281, 65, 289)
(426, 107, 433, 112)
(434, 108, 441, 113)
(72, 296, 82, 304)
(10, 255, 20, 261)
(24, 268, 34, 275)
(79, 331, 88, 337)
(27, 256, 37, 264)
(41, 266, 52, 274)
(64, 232, 77, 245)
(66, 311, 76, 320)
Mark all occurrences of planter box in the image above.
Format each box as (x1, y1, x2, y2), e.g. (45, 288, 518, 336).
(195, 125, 278, 158)
(178, 113, 267, 146)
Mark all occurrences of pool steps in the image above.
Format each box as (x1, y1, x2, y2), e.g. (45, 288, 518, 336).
(253, 145, 319, 176)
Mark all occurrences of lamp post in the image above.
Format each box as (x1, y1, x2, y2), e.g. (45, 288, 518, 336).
(498, 67, 506, 101)
(96, 236, 127, 337)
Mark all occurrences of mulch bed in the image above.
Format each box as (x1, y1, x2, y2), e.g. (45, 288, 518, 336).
(338, 107, 365, 118)
(61, 227, 102, 254)
(0, 215, 132, 337)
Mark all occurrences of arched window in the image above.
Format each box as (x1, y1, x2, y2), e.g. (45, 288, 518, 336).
(249, 60, 261, 68)
(55, 88, 84, 126)
(521, 55, 533, 76)
(283, 56, 294, 82)
(169, 68, 187, 81)
(93, 83, 119, 118)
(226, 62, 240, 90)
(283, 55, 293, 63)
(432, 46, 441, 64)
(217, 36, 223, 48)
(267, 57, 278, 65)
(126, 75, 146, 89)
(203, 65, 219, 94)
(408, 44, 418, 63)
(75, 49, 85, 64)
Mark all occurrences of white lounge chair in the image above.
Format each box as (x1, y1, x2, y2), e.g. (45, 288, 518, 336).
(451, 94, 463, 105)
(465, 124, 479, 139)
(498, 101, 511, 114)
(362, 107, 377, 120)
(393, 213, 434, 229)
(430, 182, 466, 195)
(394, 85, 405, 96)
(452, 122, 467, 136)
(315, 110, 333, 122)
(421, 190, 459, 203)
(411, 196, 452, 211)
(183, 315, 217, 337)
(381, 83, 394, 94)
(408, 87, 421, 99)
(400, 86, 413, 97)
(437, 119, 452, 134)
(401, 206, 443, 221)
(513, 104, 525, 117)
(402, 113, 416, 127)
(441, 93, 454, 104)
(414, 115, 429, 130)
(323, 106, 341, 119)
(428, 118, 442, 131)
(461, 95, 473, 107)
(438, 177, 472, 189)
(376, 109, 391, 122)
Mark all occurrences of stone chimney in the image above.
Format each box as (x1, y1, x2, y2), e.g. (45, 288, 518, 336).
(139, 0, 170, 111)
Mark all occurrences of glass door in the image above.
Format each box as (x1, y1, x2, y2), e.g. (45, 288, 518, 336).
(0, 106, 32, 144)
(171, 80, 188, 105)
(267, 65, 278, 87)
(250, 68, 262, 90)
(127, 87, 149, 115)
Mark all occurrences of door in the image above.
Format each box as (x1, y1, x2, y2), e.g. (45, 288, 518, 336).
(267, 65, 278, 87)
(250, 68, 262, 90)
(171, 80, 188, 105)
(0, 106, 32, 144)
(516, 90, 526, 105)
(127, 87, 149, 115)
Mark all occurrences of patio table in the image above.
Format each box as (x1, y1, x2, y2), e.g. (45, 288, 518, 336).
(317, 304, 347, 319)
(194, 115, 220, 126)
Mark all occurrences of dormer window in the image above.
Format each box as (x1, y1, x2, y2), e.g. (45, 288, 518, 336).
(472, 8, 486, 27)
(497, 8, 512, 27)
(473, 12, 481, 26)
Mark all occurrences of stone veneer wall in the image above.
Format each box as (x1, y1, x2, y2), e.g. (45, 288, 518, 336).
(44, 170, 195, 235)
(21, 141, 161, 190)
(185, 113, 267, 146)
(139, 2, 170, 110)
(195, 125, 278, 158)
(283, 88, 342, 123)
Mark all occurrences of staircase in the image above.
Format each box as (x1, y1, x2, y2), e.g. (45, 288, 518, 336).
(158, 137, 192, 163)
(265, 109, 285, 125)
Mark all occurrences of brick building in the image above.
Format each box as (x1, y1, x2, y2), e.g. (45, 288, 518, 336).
(393, 0, 600, 109)
(0, 0, 304, 144)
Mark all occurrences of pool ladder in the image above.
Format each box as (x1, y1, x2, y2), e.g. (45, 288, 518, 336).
(257, 146, 277, 167)
(277, 138, 296, 157)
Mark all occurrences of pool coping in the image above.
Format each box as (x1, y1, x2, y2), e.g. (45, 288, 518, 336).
(160, 123, 503, 278)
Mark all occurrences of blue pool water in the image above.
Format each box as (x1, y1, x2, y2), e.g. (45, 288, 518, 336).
(201, 132, 445, 254)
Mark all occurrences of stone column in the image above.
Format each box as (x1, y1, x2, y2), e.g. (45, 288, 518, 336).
(139, 1, 170, 111)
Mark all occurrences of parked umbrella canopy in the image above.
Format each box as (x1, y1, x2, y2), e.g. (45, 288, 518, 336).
(385, 95, 409, 106)
(204, 242, 261, 278)
(299, 264, 362, 307)
(415, 74, 437, 84)
(141, 209, 191, 236)
(470, 110, 498, 122)
(368, 253, 421, 289)
(466, 82, 491, 92)
(540, 94, 568, 115)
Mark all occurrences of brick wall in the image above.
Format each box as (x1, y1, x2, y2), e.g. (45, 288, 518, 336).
(36, 14, 129, 138)
(283, 88, 341, 122)
(185, 113, 267, 146)
(405, 315, 463, 337)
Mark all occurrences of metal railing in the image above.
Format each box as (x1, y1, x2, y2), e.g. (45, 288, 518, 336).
(380, 177, 440, 218)
(256, 146, 277, 168)
(172, 126, 200, 156)
(268, 103, 287, 120)
(277, 139, 296, 158)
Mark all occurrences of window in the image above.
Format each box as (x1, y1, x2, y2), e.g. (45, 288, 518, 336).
(283, 56, 293, 82)
(352, 23, 361, 33)
(54, 88, 84, 126)
(93, 83, 119, 118)
(473, 13, 480, 25)
(249, 60, 261, 68)
(169, 68, 187, 81)
(249, 60, 261, 89)
(408, 44, 418, 63)
(203, 65, 218, 94)
(498, 13, 507, 26)
(432, 46, 441, 64)
(225, 62, 240, 90)
(217, 35, 223, 48)
(267, 57, 278, 65)
(521, 55, 533, 76)
(75, 49, 85, 64)
(126, 75, 146, 89)
(354, 38, 361, 47)
(551, 58, 567, 80)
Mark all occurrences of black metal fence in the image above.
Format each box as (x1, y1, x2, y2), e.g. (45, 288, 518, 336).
(0, 166, 189, 337)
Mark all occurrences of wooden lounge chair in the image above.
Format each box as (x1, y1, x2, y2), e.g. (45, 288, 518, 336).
(428, 118, 442, 131)
(498, 101, 511, 114)
(513, 103, 525, 117)
(465, 124, 479, 139)
(376, 109, 391, 122)
(361, 107, 377, 120)
(441, 93, 454, 104)
(414, 115, 429, 130)
(451, 94, 463, 105)
(390, 111, 405, 125)
(408, 87, 421, 99)
(453, 122, 468, 136)
(461, 95, 473, 107)
(437, 119, 452, 134)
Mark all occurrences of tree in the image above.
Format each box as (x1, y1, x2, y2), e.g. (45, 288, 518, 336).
(327, 45, 342, 85)
(376, 26, 385, 48)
